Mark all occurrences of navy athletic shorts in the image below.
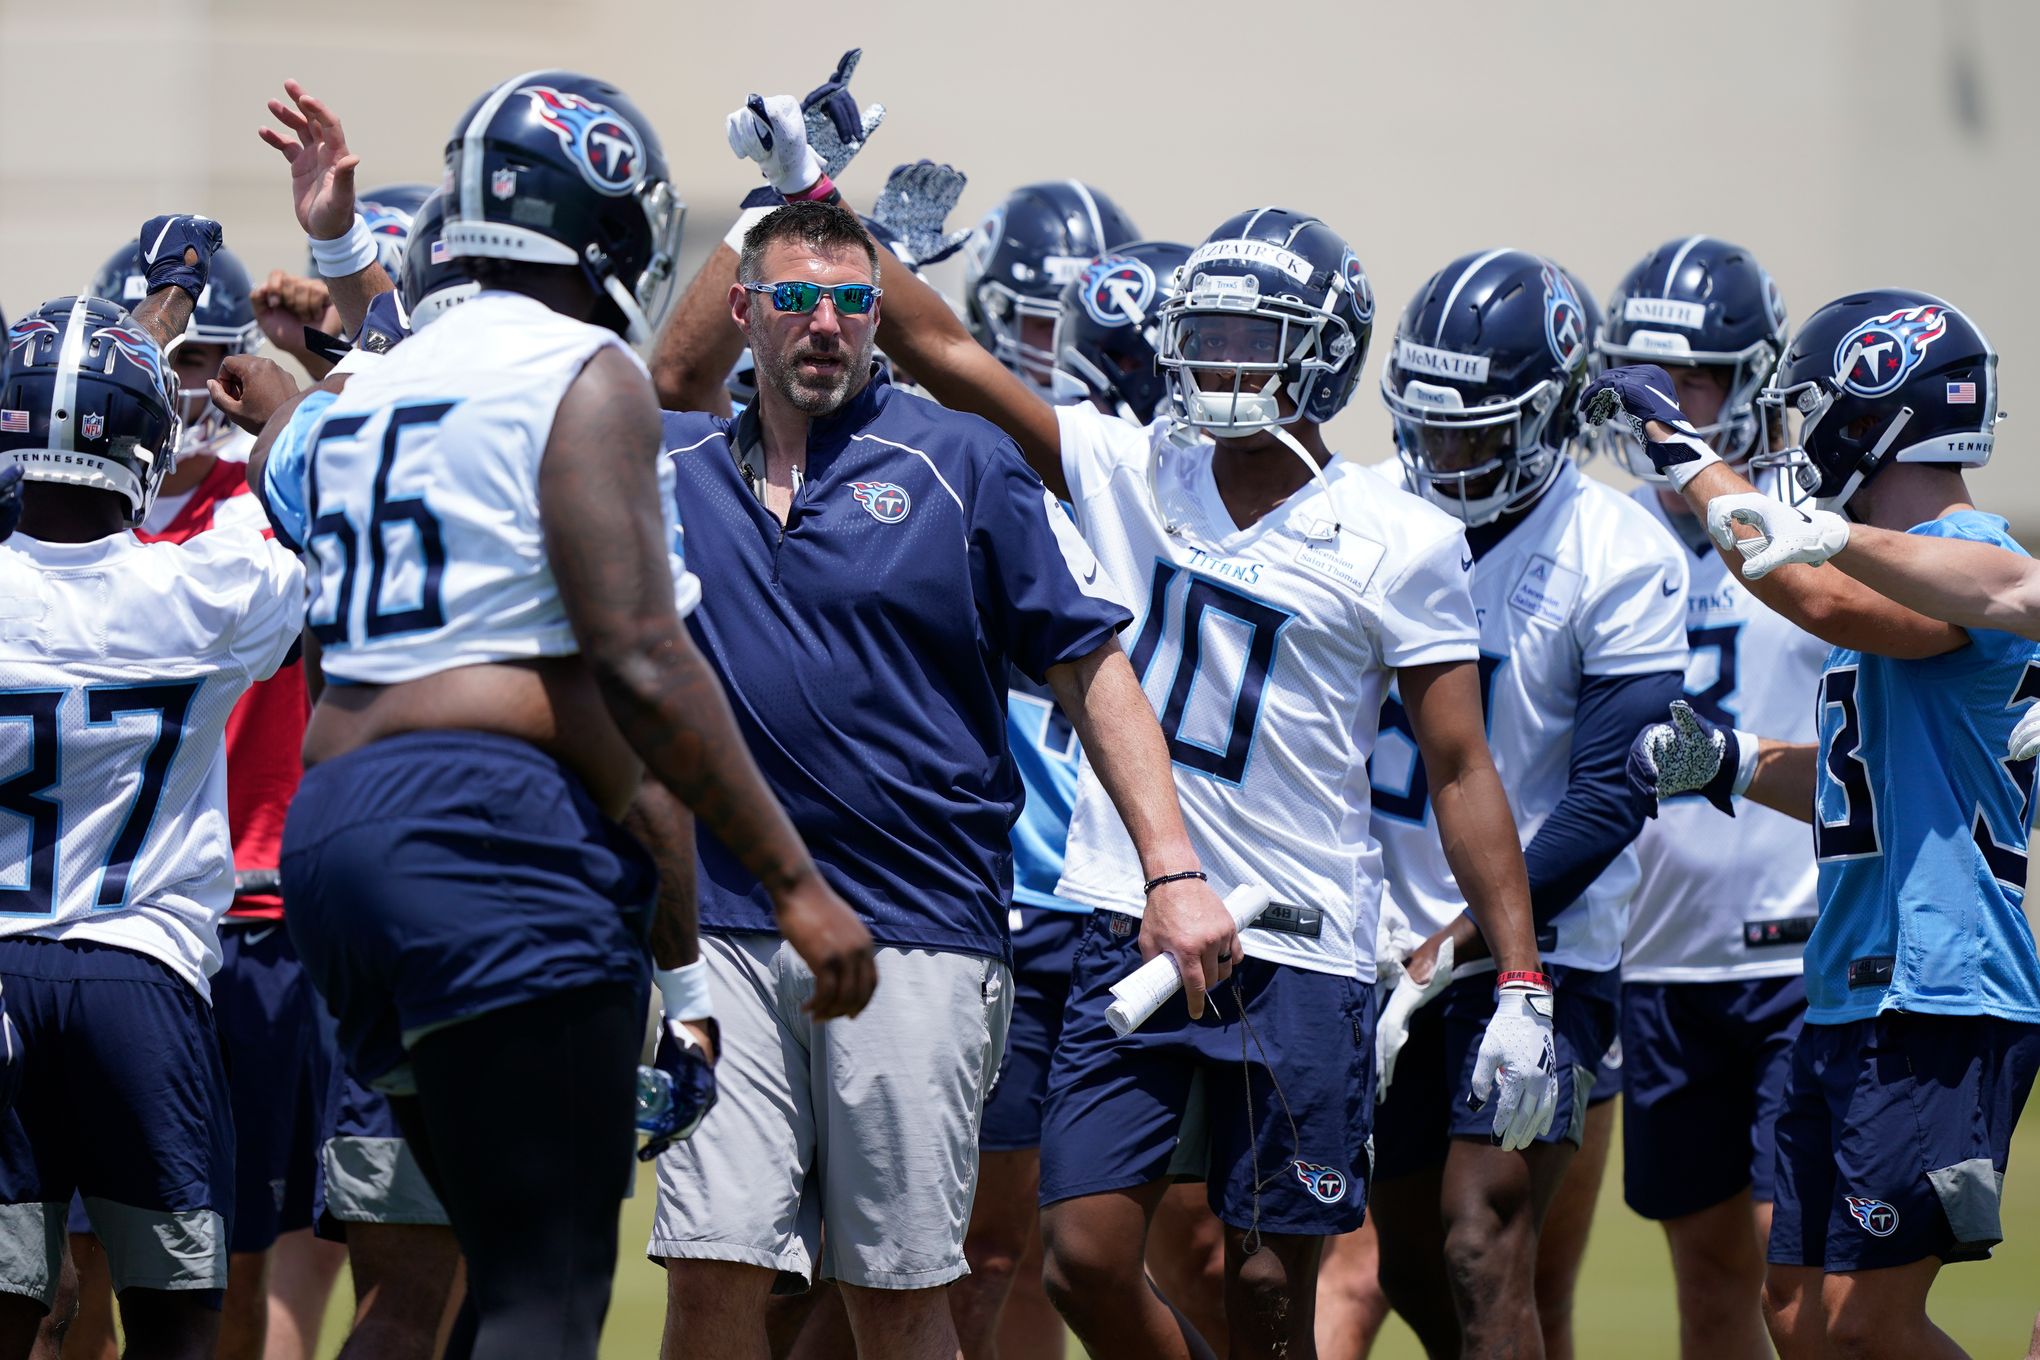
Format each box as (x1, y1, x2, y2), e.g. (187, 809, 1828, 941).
(981, 907, 1085, 1152)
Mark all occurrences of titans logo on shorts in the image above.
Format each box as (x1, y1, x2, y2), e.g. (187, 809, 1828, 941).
(1768, 1013, 2040, 1272)
(1038, 913, 1375, 1236)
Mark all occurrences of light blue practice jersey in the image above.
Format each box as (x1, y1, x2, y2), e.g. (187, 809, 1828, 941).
(1007, 674, 1087, 913)
(1806, 511, 2040, 1025)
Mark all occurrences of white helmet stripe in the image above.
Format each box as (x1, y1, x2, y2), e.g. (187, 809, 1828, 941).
(1064, 179, 1106, 249)
(51, 295, 92, 453)
(1431, 247, 1514, 346)
(458, 70, 552, 229)
(1661, 234, 1707, 298)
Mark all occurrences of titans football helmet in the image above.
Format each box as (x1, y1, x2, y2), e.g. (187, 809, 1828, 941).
(399, 191, 478, 332)
(441, 70, 685, 346)
(89, 240, 259, 453)
(961, 181, 1139, 395)
(1052, 241, 1191, 425)
(2, 297, 180, 524)
(1157, 207, 1372, 437)
(1600, 235, 1788, 478)
(1752, 289, 1997, 511)
(1381, 249, 1594, 525)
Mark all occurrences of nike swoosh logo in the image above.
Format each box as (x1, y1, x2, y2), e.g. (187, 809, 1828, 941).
(1460, 554, 1473, 571)
(243, 927, 278, 947)
(1082, 563, 1098, 585)
(1660, 579, 1678, 597)
(1644, 384, 1682, 409)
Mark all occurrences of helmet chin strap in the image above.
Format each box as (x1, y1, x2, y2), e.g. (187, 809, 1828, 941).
(602, 274, 652, 349)
(1148, 414, 1342, 538)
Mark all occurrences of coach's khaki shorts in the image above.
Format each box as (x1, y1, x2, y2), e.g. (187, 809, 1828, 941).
(649, 933, 1011, 1289)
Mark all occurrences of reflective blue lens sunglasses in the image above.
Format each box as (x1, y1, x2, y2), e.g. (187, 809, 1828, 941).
(745, 281, 882, 315)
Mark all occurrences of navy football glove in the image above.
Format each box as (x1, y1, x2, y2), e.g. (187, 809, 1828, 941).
(0, 463, 24, 545)
(1579, 364, 1720, 490)
(138, 215, 225, 304)
(801, 49, 886, 180)
(1627, 699, 1743, 815)
(635, 1018, 718, 1162)
(870, 161, 971, 268)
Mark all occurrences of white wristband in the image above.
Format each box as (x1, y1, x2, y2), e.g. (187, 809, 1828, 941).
(1660, 434, 1723, 493)
(723, 205, 776, 256)
(1730, 728, 1761, 798)
(309, 214, 378, 279)
(655, 960, 714, 1022)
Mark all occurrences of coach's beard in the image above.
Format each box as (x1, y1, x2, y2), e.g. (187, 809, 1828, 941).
(764, 335, 872, 417)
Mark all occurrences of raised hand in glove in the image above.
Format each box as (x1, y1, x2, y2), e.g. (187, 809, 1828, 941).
(870, 160, 972, 268)
(138, 214, 224, 303)
(1627, 699, 1748, 815)
(1579, 364, 1720, 490)
(1706, 491, 1851, 580)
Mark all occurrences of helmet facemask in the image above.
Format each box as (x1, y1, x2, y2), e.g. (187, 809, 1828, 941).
(1157, 280, 1354, 437)
(1384, 372, 1568, 526)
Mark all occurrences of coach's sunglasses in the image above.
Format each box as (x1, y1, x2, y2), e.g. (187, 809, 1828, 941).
(745, 281, 882, 316)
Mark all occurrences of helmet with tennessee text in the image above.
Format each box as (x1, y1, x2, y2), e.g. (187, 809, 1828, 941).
(1052, 240, 1191, 425)
(441, 70, 686, 346)
(1600, 235, 1788, 477)
(961, 181, 1140, 396)
(399, 191, 479, 333)
(1752, 288, 1998, 512)
(1381, 248, 1593, 525)
(88, 240, 259, 454)
(1156, 207, 1373, 436)
(2, 296, 180, 525)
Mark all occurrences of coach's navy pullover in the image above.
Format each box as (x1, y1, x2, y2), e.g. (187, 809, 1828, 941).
(663, 370, 1129, 962)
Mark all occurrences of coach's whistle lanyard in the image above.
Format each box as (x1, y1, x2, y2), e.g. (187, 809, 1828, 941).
(732, 427, 803, 507)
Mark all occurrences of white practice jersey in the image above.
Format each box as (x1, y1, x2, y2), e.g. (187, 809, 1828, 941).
(1052, 404, 1479, 980)
(0, 530, 304, 998)
(1625, 485, 1825, 980)
(285, 291, 697, 684)
(1366, 460, 1689, 975)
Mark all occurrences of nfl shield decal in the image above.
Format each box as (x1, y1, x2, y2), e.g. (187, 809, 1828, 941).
(849, 481, 911, 524)
(80, 412, 104, 440)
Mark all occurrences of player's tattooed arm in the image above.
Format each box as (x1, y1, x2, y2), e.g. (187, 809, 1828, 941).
(1672, 455, 1968, 660)
(129, 286, 196, 354)
(1046, 640, 1238, 1018)
(1398, 659, 1540, 973)
(541, 346, 876, 1019)
(863, 237, 1068, 498)
(651, 242, 741, 416)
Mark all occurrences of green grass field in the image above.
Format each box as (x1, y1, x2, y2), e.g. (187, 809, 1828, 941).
(304, 1105, 2040, 1358)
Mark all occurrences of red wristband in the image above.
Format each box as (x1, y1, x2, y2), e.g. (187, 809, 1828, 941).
(784, 173, 840, 205)
(1495, 970, 1551, 992)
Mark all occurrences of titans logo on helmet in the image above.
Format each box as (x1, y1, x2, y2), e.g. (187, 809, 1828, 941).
(1541, 264, 1589, 371)
(848, 481, 911, 524)
(1341, 250, 1374, 324)
(1832, 304, 1948, 398)
(1844, 1195, 1899, 1237)
(1079, 256, 1158, 328)
(522, 85, 647, 196)
(93, 326, 166, 390)
(1292, 1159, 1348, 1204)
(7, 317, 58, 363)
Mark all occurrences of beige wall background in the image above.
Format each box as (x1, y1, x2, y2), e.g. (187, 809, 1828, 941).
(3, 0, 2032, 514)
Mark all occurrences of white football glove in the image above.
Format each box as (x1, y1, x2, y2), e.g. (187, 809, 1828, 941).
(2012, 704, 2040, 763)
(1470, 978, 1558, 1151)
(1376, 935, 1453, 1103)
(725, 94, 825, 196)
(1706, 491, 1851, 581)
(1373, 898, 1425, 992)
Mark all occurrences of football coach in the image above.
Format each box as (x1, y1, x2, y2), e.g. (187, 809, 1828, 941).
(646, 199, 1239, 1360)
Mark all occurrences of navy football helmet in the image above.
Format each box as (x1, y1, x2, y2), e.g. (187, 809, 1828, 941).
(2, 297, 180, 525)
(89, 240, 259, 452)
(399, 191, 478, 332)
(961, 181, 1139, 395)
(442, 71, 685, 346)
(1752, 289, 1998, 511)
(1157, 207, 1372, 436)
(1600, 235, 1788, 477)
(1381, 248, 1594, 525)
(1051, 241, 1190, 425)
